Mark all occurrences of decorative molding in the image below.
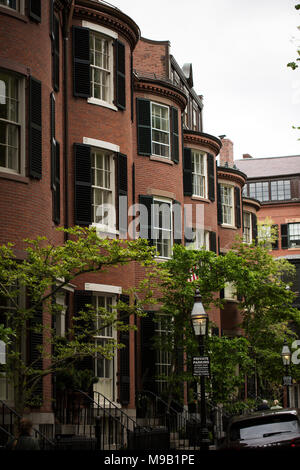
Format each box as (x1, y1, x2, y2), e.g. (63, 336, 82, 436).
(74, 2, 140, 49)
(134, 79, 187, 110)
(242, 197, 261, 211)
(217, 168, 247, 186)
(184, 131, 222, 155)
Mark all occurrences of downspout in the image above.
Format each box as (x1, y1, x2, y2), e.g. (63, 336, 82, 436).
(62, 0, 75, 241)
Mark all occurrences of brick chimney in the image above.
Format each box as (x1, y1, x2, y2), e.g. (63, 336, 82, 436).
(219, 138, 234, 167)
(243, 153, 253, 159)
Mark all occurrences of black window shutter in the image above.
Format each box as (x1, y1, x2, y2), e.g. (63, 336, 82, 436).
(271, 224, 279, 250)
(117, 153, 128, 235)
(29, 305, 43, 400)
(29, 76, 42, 179)
(171, 107, 179, 163)
(72, 26, 90, 98)
(115, 39, 126, 110)
(74, 143, 92, 226)
(281, 224, 288, 249)
(50, 92, 55, 189)
(139, 195, 153, 245)
(74, 291, 94, 372)
(50, 0, 54, 40)
(136, 98, 151, 155)
(209, 231, 217, 253)
(218, 236, 220, 255)
(251, 213, 258, 245)
(53, 140, 60, 225)
(119, 294, 130, 405)
(173, 200, 182, 244)
(207, 153, 215, 201)
(29, 0, 41, 23)
(183, 147, 192, 196)
(52, 15, 60, 92)
(217, 184, 222, 225)
(235, 187, 241, 228)
(140, 312, 156, 392)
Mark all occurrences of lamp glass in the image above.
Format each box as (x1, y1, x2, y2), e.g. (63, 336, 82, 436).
(281, 343, 291, 366)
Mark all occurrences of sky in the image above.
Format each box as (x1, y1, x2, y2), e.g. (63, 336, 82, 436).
(111, 0, 300, 160)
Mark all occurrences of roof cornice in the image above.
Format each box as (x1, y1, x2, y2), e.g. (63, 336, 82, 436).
(217, 166, 247, 186)
(133, 76, 187, 111)
(183, 131, 222, 155)
(74, 0, 140, 49)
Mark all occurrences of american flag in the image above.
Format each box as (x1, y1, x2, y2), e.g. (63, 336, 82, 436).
(187, 266, 199, 282)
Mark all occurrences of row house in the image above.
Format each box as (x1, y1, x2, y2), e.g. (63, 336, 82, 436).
(236, 153, 300, 406)
(0, 0, 260, 434)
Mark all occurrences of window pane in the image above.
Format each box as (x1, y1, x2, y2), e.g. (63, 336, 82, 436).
(151, 103, 170, 158)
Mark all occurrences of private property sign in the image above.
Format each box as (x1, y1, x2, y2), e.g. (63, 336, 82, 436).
(193, 356, 210, 377)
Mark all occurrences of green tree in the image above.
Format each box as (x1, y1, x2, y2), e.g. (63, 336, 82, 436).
(153, 240, 298, 407)
(0, 226, 155, 416)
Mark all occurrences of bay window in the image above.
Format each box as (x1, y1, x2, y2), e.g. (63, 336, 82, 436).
(0, 70, 23, 173)
(192, 150, 207, 198)
(151, 102, 170, 159)
(221, 184, 234, 226)
(91, 148, 115, 231)
(153, 199, 172, 258)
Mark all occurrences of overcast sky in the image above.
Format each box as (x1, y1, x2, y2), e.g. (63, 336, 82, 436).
(112, 0, 300, 160)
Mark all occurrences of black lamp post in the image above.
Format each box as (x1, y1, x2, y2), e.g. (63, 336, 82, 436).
(281, 339, 291, 408)
(191, 289, 210, 451)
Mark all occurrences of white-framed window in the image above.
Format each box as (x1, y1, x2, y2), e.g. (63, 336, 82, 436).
(288, 223, 300, 248)
(224, 282, 238, 301)
(243, 212, 252, 244)
(186, 228, 209, 251)
(221, 184, 234, 226)
(271, 180, 291, 201)
(89, 31, 114, 107)
(153, 198, 172, 258)
(192, 150, 207, 198)
(91, 148, 116, 231)
(0, 0, 22, 12)
(151, 102, 170, 159)
(94, 295, 117, 401)
(0, 70, 24, 174)
(192, 107, 198, 131)
(154, 313, 172, 394)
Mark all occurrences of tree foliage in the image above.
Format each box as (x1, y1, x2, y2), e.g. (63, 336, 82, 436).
(0, 227, 156, 414)
(153, 240, 298, 406)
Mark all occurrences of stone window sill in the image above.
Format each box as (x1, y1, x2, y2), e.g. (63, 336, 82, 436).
(0, 6, 27, 22)
(0, 171, 29, 184)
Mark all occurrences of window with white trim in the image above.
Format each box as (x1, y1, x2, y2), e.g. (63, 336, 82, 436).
(186, 228, 209, 251)
(192, 150, 207, 198)
(288, 223, 300, 248)
(243, 212, 252, 244)
(94, 295, 116, 401)
(0, 70, 24, 174)
(224, 282, 238, 301)
(90, 31, 114, 105)
(0, 0, 21, 11)
(151, 102, 170, 159)
(153, 199, 172, 258)
(91, 148, 115, 231)
(154, 313, 172, 394)
(220, 184, 234, 226)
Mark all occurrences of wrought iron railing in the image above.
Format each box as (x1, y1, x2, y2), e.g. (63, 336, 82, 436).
(0, 400, 55, 450)
(55, 389, 170, 450)
(136, 389, 203, 449)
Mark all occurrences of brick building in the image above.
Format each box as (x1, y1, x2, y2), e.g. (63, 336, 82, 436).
(0, 0, 260, 436)
(236, 153, 300, 406)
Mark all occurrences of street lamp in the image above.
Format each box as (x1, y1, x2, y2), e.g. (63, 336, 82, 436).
(191, 289, 210, 451)
(281, 339, 291, 408)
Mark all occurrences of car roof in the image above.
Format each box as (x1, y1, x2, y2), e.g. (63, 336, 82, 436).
(229, 408, 300, 425)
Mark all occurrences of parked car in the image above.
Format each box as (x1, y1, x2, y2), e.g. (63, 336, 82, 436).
(218, 408, 300, 449)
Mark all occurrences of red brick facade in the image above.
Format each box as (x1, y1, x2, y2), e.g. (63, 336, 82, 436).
(0, 1, 261, 422)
